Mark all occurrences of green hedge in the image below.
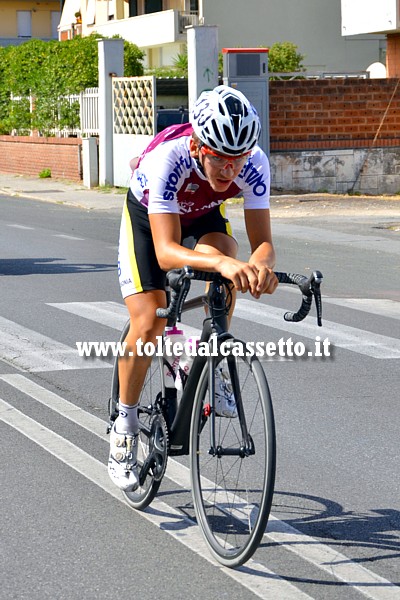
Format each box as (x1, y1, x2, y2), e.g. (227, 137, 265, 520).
(0, 34, 144, 135)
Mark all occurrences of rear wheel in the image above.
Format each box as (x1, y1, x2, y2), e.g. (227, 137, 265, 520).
(190, 339, 276, 567)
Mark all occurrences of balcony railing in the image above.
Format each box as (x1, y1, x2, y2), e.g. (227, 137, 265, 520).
(179, 12, 200, 33)
(90, 9, 199, 48)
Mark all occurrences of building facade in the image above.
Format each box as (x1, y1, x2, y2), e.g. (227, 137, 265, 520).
(0, 0, 61, 47)
(59, 0, 386, 73)
(342, 0, 400, 76)
(59, 0, 198, 67)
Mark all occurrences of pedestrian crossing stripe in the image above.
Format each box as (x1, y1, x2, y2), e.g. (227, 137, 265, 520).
(0, 314, 110, 373)
(0, 297, 398, 375)
(49, 299, 400, 360)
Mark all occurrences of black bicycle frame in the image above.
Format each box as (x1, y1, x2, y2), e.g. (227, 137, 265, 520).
(165, 278, 233, 456)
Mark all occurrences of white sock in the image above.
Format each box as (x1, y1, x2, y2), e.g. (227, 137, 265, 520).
(115, 401, 139, 434)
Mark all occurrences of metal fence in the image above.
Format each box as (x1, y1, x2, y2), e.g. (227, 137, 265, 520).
(78, 87, 99, 136)
(9, 80, 158, 137)
(10, 88, 99, 137)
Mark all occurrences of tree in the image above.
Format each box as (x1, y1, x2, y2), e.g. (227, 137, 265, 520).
(0, 35, 145, 135)
(267, 42, 305, 74)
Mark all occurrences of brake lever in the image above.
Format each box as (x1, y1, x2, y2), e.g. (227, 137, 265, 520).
(310, 270, 323, 326)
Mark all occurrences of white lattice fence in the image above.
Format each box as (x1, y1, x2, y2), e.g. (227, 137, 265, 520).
(112, 76, 156, 135)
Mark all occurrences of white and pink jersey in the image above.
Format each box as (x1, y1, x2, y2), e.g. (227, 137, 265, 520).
(130, 123, 270, 226)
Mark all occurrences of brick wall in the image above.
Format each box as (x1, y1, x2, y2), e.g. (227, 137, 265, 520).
(0, 136, 82, 181)
(269, 78, 400, 151)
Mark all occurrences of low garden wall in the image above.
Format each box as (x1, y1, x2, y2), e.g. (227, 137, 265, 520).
(0, 136, 82, 181)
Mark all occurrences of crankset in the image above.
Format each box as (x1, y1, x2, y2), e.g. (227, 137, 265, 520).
(139, 413, 169, 484)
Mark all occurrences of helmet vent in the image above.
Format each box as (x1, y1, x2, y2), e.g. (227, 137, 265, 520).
(238, 126, 248, 146)
(211, 120, 223, 142)
(223, 124, 234, 147)
(225, 95, 243, 117)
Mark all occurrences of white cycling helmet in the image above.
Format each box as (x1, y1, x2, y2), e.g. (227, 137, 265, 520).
(191, 85, 261, 156)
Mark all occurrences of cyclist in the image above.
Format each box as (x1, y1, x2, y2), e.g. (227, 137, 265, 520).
(108, 85, 278, 491)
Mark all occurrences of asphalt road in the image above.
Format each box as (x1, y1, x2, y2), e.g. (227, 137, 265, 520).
(0, 193, 399, 600)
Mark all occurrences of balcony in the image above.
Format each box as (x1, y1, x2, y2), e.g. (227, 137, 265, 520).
(90, 10, 199, 49)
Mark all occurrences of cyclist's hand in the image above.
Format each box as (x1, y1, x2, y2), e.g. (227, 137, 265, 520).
(253, 265, 278, 298)
(217, 258, 259, 295)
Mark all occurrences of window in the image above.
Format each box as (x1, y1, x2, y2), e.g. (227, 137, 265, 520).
(87, 0, 96, 25)
(145, 0, 162, 15)
(17, 11, 32, 38)
(190, 0, 198, 12)
(108, 0, 115, 19)
(129, 0, 138, 17)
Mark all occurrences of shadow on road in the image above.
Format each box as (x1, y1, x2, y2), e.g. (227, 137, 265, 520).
(0, 257, 115, 276)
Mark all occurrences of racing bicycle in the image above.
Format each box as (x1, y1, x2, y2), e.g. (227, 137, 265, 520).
(108, 266, 323, 567)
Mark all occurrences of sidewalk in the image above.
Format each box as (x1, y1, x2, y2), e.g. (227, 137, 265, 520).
(1, 172, 400, 218)
(0, 173, 125, 211)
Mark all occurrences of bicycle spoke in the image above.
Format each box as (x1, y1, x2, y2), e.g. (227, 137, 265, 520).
(190, 343, 276, 567)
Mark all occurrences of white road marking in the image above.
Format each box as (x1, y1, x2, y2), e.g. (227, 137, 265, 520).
(48, 299, 400, 360)
(324, 298, 400, 321)
(0, 397, 313, 600)
(49, 300, 128, 330)
(266, 517, 400, 600)
(272, 223, 400, 255)
(0, 316, 110, 372)
(235, 300, 400, 359)
(7, 224, 34, 230)
(52, 234, 85, 241)
(0, 374, 108, 439)
(48, 301, 201, 340)
(2, 373, 399, 599)
(275, 286, 400, 321)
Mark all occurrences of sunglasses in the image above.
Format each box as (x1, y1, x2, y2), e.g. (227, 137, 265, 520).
(200, 145, 250, 168)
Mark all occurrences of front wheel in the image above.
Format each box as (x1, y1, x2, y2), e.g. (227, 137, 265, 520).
(190, 339, 276, 567)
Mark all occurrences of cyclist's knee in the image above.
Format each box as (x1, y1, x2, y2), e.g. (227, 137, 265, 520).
(124, 290, 166, 342)
(195, 232, 238, 258)
(133, 314, 165, 343)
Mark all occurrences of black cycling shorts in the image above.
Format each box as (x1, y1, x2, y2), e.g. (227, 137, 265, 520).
(118, 190, 235, 298)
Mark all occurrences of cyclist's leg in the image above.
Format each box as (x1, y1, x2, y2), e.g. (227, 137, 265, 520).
(118, 290, 166, 409)
(182, 206, 239, 417)
(182, 204, 238, 319)
(117, 192, 167, 422)
(114, 289, 168, 504)
(109, 192, 166, 491)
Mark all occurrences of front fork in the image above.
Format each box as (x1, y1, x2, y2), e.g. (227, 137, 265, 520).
(206, 338, 254, 458)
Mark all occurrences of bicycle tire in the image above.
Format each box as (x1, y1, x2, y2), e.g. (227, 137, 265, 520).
(189, 339, 276, 567)
(109, 321, 165, 510)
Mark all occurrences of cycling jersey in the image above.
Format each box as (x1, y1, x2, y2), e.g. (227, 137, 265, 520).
(130, 123, 270, 227)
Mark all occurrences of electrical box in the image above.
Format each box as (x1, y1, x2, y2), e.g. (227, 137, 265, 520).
(223, 48, 269, 155)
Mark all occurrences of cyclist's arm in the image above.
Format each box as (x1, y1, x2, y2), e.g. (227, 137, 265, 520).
(149, 212, 260, 294)
(244, 208, 277, 296)
(129, 157, 139, 172)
